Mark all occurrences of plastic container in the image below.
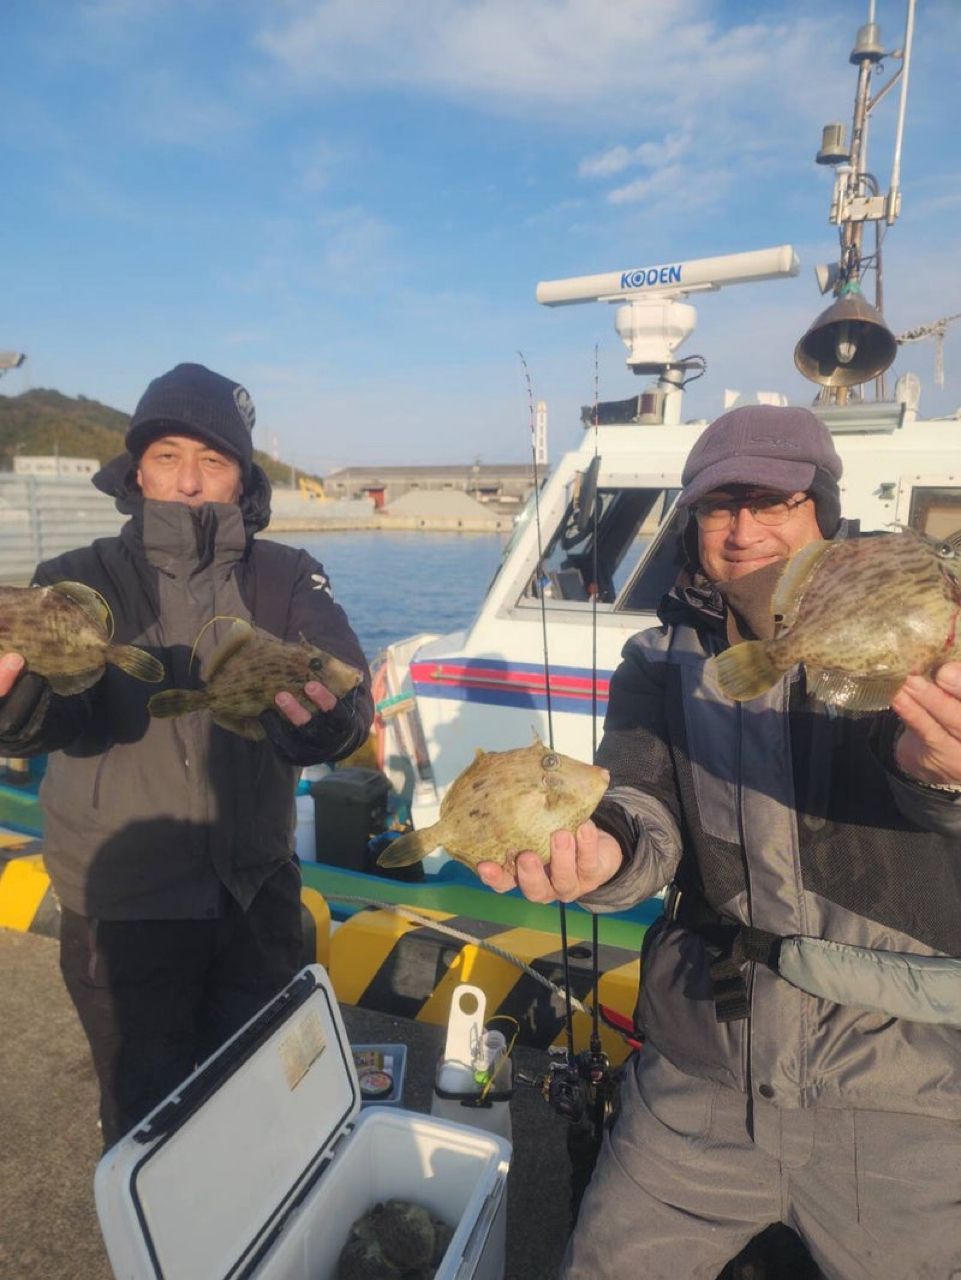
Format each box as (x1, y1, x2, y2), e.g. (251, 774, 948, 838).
(294, 781, 317, 860)
(431, 985, 514, 1145)
(310, 767, 390, 870)
(350, 1042, 408, 1108)
(95, 965, 511, 1280)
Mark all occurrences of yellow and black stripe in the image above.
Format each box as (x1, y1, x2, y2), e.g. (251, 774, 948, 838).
(328, 907, 641, 1064)
(1, 845, 642, 1064)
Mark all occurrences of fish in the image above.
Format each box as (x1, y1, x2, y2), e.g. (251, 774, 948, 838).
(0, 581, 164, 694)
(338, 1200, 453, 1279)
(376, 738, 610, 873)
(147, 618, 364, 740)
(709, 529, 961, 710)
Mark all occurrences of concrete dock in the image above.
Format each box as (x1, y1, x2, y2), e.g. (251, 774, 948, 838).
(0, 928, 575, 1280)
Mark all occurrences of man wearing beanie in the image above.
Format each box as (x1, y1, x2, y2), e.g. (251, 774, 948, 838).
(479, 404, 961, 1278)
(0, 362, 373, 1148)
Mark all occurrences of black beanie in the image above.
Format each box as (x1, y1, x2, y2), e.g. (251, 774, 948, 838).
(125, 363, 255, 481)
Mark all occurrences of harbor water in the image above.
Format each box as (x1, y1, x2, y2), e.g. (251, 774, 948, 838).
(275, 529, 508, 661)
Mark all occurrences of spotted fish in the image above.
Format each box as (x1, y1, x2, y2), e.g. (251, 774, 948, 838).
(376, 739, 610, 873)
(710, 529, 961, 710)
(0, 581, 163, 693)
(148, 618, 363, 740)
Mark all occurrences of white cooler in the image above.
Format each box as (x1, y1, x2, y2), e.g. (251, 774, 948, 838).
(95, 965, 512, 1280)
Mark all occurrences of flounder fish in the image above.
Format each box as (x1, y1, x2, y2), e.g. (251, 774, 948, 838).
(0, 581, 164, 693)
(376, 739, 610, 873)
(710, 529, 961, 710)
(148, 618, 364, 740)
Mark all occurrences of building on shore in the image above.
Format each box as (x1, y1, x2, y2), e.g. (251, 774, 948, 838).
(322, 463, 538, 515)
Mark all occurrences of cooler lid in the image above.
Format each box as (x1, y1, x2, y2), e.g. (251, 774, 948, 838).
(96, 965, 359, 1280)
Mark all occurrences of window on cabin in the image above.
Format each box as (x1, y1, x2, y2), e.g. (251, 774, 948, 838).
(519, 486, 683, 612)
(908, 487, 961, 540)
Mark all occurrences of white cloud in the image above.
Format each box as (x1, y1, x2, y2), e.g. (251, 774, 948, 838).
(254, 1, 836, 128)
(579, 133, 692, 180)
(127, 70, 244, 146)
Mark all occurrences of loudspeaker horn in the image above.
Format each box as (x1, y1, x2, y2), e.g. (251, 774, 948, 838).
(794, 289, 897, 387)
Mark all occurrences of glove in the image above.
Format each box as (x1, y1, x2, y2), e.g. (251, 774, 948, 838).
(259, 689, 364, 766)
(0, 671, 51, 741)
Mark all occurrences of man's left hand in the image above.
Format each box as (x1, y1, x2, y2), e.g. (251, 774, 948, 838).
(274, 681, 337, 727)
(891, 663, 961, 786)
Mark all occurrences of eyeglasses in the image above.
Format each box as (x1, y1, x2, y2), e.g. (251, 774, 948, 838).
(691, 494, 810, 531)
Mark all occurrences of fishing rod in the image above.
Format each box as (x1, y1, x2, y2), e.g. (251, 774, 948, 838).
(516, 350, 620, 1224)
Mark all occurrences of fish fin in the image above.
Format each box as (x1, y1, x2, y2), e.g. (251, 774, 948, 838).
(376, 824, 442, 868)
(51, 580, 112, 632)
(106, 644, 165, 684)
(206, 619, 254, 680)
(771, 540, 835, 629)
(710, 641, 781, 701)
(48, 669, 102, 695)
(213, 713, 266, 741)
(806, 667, 906, 711)
(148, 689, 208, 718)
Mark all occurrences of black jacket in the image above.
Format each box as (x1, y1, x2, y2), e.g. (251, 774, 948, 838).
(0, 458, 373, 919)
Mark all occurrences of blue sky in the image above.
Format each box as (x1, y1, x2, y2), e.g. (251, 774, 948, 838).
(2, 0, 959, 475)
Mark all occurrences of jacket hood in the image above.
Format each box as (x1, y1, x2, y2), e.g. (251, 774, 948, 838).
(92, 451, 273, 538)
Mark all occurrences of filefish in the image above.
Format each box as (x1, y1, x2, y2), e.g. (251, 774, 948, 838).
(148, 619, 364, 740)
(376, 739, 610, 873)
(0, 581, 164, 694)
(709, 529, 961, 710)
(337, 1199, 454, 1280)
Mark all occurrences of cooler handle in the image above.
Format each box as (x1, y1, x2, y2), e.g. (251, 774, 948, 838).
(451, 1173, 507, 1280)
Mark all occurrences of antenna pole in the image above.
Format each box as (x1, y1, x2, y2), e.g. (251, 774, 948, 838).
(888, 0, 916, 225)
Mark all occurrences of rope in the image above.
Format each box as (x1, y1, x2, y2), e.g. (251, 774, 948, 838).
(330, 892, 590, 1015)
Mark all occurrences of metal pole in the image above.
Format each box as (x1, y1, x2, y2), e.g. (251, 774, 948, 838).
(888, 0, 917, 224)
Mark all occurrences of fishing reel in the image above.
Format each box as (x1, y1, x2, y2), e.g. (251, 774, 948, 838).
(523, 1039, 616, 1125)
(518, 1038, 618, 1223)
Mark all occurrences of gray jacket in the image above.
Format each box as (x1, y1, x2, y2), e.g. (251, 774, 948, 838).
(585, 580, 961, 1120)
(1, 461, 373, 919)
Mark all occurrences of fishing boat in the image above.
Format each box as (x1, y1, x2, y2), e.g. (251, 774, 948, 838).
(306, 0, 959, 1047)
(1, 0, 955, 1068)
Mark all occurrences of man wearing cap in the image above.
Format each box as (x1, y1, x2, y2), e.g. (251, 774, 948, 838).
(479, 404, 961, 1278)
(0, 363, 373, 1148)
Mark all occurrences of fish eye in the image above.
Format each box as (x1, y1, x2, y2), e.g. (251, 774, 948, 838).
(937, 542, 957, 559)
(308, 657, 325, 672)
(541, 752, 560, 770)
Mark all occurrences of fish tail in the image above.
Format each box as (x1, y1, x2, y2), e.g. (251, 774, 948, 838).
(710, 641, 782, 701)
(147, 688, 209, 719)
(107, 643, 165, 684)
(376, 825, 440, 868)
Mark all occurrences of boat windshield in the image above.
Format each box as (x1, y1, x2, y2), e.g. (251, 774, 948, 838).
(484, 482, 541, 595)
(520, 485, 683, 612)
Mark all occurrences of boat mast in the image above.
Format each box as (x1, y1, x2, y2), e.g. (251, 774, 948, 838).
(795, 0, 917, 403)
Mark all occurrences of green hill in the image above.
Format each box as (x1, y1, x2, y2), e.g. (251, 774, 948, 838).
(0, 388, 309, 487)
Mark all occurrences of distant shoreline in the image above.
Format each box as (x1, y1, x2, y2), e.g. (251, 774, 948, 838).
(265, 513, 514, 534)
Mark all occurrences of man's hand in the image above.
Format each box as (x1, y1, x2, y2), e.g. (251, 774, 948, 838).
(891, 663, 961, 786)
(476, 821, 623, 904)
(0, 654, 26, 698)
(273, 680, 337, 727)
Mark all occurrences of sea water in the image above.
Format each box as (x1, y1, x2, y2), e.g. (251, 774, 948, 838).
(275, 530, 508, 662)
